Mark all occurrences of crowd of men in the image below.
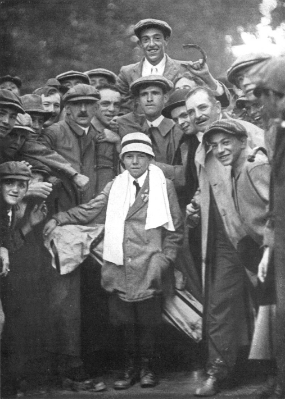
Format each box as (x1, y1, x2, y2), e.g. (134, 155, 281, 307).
(0, 17, 285, 398)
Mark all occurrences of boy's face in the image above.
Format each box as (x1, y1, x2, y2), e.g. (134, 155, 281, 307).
(208, 132, 246, 167)
(123, 151, 151, 179)
(1, 178, 28, 206)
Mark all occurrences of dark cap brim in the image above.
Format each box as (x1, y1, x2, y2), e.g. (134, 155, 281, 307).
(64, 95, 100, 103)
(161, 99, 185, 119)
(0, 100, 25, 114)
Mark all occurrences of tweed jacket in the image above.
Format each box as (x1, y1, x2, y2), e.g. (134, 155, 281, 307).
(54, 174, 184, 302)
(41, 118, 98, 211)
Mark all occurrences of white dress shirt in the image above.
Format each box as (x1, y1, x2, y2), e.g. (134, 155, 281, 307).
(146, 115, 164, 128)
(142, 55, 167, 76)
(129, 170, 148, 206)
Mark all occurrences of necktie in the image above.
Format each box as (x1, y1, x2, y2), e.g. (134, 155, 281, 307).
(151, 67, 158, 75)
(133, 180, 140, 197)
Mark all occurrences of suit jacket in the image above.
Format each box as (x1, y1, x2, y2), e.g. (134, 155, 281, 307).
(54, 174, 184, 301)
(117, 54, 230, 113)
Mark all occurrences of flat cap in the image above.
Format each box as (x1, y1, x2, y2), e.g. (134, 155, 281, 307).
(21, 94, 52, 121)
(63, 84, 101, 104)
(253, 56, 285, 96)
(120, 132, 154, 159)
(13, 113, 35, 133)
(134, 18, 172, 38)
(84, 68, 117, 84)
(130, 75, 173, 96)
(0, 75, 22, 88)
(204, 119, 248, 142)
(56, 70, 90, 85)
(0, 89, 25, 114)
(162, 88, 189, 118)
(227, 53, 271, 88)
(0, 161, 32, 181)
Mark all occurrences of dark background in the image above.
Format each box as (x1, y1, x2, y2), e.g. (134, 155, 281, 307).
(1, 0, 284, 93)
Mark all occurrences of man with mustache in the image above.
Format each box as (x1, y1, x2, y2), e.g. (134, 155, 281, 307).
(116, 18, 230, 113)
(40, 84, 108, 391)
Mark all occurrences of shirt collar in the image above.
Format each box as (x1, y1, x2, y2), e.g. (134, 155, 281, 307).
(142, 55, 167, 76)
(146, 115, 164, 127)
(129, 170, 148, 187)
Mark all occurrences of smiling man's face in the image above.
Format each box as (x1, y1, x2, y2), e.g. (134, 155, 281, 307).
(0, 106, 18, 138)
(139, 27, 168, 66)
(186, 90, 221, 133)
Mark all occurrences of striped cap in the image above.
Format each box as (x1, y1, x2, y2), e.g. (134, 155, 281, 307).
(120, 132, 154, 158)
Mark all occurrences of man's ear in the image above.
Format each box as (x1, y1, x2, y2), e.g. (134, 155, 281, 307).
(215, 100, 222, 115)
(163, 92, 170, 105)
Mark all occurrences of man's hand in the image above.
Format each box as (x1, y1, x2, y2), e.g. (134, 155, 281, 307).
(0, 247, 10, 277)
(73, 174, 89, 191)
(186, 60, 219, 91)
(20, 160, 32, 169)
(109, 116, 119, 134)
(186, 199, 200, 228)
(103, 129, 121, 144)
(26, 181, 53, 199)
(258, 246, 271, 283)
(21, 202, 48, 236)
(43, 219, 57, 237)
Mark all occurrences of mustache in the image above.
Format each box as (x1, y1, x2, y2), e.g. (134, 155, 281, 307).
(77, 112, 88, 117)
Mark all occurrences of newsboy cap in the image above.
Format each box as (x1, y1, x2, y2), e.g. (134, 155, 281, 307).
(120, 132, 154, 159)
(0, 75, 22, 89)
(21, 94, 52, 121)
(253, 56, 285, 96)
(203, 119, 248, 142)
(227, 53, 271, 88)
(0, 161, 32, 181)
(130, 75, 173, 96)
(134, 19, 172, 39)
(56, 70, 90, 85)
(13, 113, 35, 133)
(84, 68, 117, 85)
(162, 88, 189, 118)
(63, 84, 101, 104)
(0, 89, 25, 114)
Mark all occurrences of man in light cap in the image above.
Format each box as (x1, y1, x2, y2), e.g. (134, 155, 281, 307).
(33, 86, 62, 127)
(227, 53, 271, 128)
(117, 18, 230, 113)
(44, 132, 183, 390)
(56, 70, 90, 89)
(85, 68, 117, 88)
(0, 75, 22, 96)
(253, 56, 285, 398)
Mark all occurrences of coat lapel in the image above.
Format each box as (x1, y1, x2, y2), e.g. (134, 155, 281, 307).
(131, 59, 144, 81)
(163, 55, 181, 81)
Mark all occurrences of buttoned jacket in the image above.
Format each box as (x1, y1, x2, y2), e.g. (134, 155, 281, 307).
(54, 174, 184, 301)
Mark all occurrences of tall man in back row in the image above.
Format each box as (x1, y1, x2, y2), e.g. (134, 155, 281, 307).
(116, 18, 230, 113)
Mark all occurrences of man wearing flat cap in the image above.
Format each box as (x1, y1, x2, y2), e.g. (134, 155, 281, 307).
(41, 83, 111, 389)
(117, 75, 184, 184)
(252, 56, 285, 398)
(0, 75, 22, 96)
(116, 18, 230, 113)
(21, 94, 52, 136)
(85, 68, 117, 88)
(227, 53, 271, 129)
(56, 70, 90, 89)
(0, 89, 89, 195)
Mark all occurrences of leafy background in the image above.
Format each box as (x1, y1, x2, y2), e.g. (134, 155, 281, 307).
(1, 0, 283, 92)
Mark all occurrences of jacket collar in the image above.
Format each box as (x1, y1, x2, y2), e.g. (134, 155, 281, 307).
(144, 116, 175, 137)
(65, 117, 97, 138)
(131, 54, 180, 82)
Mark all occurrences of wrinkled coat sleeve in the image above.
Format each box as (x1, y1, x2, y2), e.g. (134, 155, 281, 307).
(20, 134, 77, 178)
(162, 180, 184, 262)
(54, 182, 113, 226)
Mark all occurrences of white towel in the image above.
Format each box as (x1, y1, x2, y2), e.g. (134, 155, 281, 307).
(103, 164, 175, 265)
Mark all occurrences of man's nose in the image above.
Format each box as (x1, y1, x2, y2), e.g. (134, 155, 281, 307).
(147, 93, 153, 102)
(108, 102, 115, 112)
(132, 155, 139, 164)
(217, 143, 224, 153)
(2, 114, 10, 125)
(149, 37, 155, 46)
(11, 183, 19, 192)
(81, 103, 87, 111)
